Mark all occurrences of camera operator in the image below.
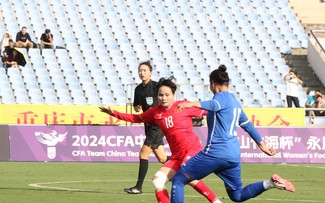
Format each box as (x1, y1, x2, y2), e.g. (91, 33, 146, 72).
(283, 70, 303, 107)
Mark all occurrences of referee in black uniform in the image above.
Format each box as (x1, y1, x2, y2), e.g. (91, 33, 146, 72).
(124, 60, 169, 194)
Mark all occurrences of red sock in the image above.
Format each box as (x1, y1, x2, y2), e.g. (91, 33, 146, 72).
(155, 189, 169, 203)
(193, 180, 217, 203)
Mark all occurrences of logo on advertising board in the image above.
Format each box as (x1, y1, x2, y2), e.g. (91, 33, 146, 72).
(35, 130, 67, 159)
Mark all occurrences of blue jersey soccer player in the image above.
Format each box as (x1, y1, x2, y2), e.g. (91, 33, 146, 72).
(171, 65, 295, 203)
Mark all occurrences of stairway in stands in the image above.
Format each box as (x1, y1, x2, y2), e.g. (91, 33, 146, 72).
(285, 49, 325, 93)
(287, 0, 325, 94)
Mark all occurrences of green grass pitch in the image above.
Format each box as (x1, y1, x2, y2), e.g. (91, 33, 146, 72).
(0, 162, 324, 203)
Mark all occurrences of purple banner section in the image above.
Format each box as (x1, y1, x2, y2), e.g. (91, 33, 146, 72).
(9, 125, 325, 163)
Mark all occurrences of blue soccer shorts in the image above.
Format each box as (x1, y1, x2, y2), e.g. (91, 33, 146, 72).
(178, 151, 243, 190)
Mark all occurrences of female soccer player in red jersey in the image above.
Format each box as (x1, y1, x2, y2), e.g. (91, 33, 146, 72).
(99, 77, 221, 203)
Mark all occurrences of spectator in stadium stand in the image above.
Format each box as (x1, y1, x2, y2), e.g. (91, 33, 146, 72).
(170, 65, 295, 203)
(283, 70, 303, 107)
(305, 90, 322, 115)
(3, 47, 27, 71)
(310, 94, 325, 124)
(16, 26, 34, 50)
(3, 49, 19, 69)
(40, 29, 54, 50)
(2, 39, 15, 62)
(0, 32, 11, 58)
(123, 61, 170, 195)
(2, 39, 17, 72)
(99, 77, 220, 203)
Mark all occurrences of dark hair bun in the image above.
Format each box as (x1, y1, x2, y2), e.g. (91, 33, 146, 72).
(166, 75, 175, 81)
(157, 75, 175, 85)
(157, 76, 177, 94)
(218, 64, 227, 72)
(158, 77, 166, 85)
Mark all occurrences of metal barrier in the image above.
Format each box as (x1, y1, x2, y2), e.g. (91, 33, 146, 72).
(305, 107, 325, 125)
(310, 30, 325, 57)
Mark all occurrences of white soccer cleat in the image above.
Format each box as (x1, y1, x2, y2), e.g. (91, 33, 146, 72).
(213, 199, 223, 203)
(271, 174, 295, 192)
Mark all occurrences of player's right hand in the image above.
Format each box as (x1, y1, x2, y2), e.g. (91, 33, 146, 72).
(99, 106, 113, 116)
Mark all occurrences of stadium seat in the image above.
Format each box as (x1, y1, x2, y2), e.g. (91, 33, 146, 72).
(242, 97, 259, 107)
(270, 98, 285, 107)
(1, 94, 16, 104)
(0, 0, 309, 105)
(87, 96, 101, 105)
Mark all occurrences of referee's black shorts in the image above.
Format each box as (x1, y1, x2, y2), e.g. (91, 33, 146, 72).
(143, 125, 164, 149)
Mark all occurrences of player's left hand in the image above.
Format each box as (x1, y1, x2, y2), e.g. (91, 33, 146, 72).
(258, 141, 276, 156)
(263, 147, 276, 156)
(177, 102, 194, 111)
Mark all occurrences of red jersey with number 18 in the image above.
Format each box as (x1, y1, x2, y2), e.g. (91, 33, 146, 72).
(113, 101, 206, 159)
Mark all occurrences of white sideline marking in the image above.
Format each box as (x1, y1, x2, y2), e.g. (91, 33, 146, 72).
(28, 180, 325, 202)
(288, 164, 325, 170)
(28, 180, 115, 192)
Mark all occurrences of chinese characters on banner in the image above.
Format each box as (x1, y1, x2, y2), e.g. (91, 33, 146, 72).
(0, 104, 305, 126)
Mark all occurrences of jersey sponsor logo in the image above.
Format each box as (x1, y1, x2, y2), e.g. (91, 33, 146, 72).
(146, 97, 153, 106)
(35, 130, 67, 159)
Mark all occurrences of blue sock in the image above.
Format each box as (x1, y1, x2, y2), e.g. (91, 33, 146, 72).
(227, 181, 266, 202)
(170, 171, 189, 203)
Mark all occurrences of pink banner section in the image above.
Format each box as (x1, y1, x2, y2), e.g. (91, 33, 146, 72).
(9, 125, 325, 163)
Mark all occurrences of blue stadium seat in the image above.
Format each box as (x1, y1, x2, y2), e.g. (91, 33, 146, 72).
(257, 98, 271, 107)
(1, 94, 16, 104)
(242, 98, 259, 107)
(270, 98, 285, 107)
(72, 96, 87, 105)
(1, 0, 309, 105)
(58, 95, 73, 105)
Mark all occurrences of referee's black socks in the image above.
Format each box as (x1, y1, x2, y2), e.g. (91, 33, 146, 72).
(135, 159, 149, 189)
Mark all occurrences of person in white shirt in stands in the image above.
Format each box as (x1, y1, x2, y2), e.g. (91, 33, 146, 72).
(283, 70, 303, 107)
(0, 32, 11, 57)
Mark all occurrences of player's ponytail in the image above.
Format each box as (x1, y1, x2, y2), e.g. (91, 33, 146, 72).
(209, 64, 229, 85)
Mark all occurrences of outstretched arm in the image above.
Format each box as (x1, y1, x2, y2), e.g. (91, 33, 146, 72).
(177, 101, 201, 111)
(99, 106, 146, 123)
(178, 99, 221, 112)
(240, 111, 276, 156)
(241, 122, 276, 156)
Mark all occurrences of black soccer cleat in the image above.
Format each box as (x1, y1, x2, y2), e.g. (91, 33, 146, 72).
(124, 186, 143, 194)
